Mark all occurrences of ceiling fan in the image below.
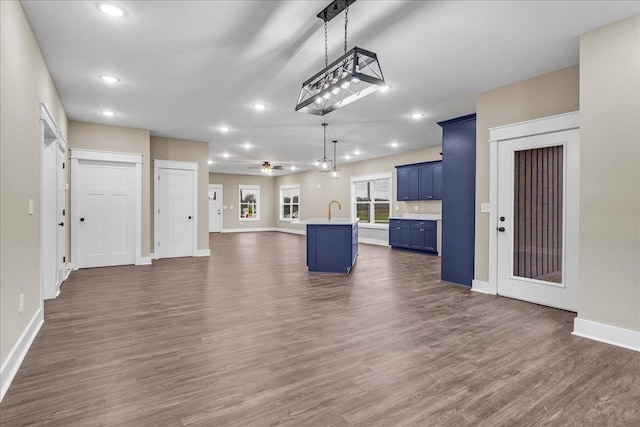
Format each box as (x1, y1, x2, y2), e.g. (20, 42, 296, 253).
(246, 161, 284, 175)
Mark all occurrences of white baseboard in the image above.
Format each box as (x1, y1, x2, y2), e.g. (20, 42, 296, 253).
(471, 279, 497, 295)
(221, 227, 278, 233)
(194, 249, 210, 257)
(64, 264, 73, 280)
(358, 237, 388, 247)
(0, 307, 44, 402)
(572, 317, 640, 352)
(135, 256, 153, 265)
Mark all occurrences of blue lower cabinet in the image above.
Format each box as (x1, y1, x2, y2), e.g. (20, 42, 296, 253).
(390, 219, 437, 253)
(389, 220, 411, 248)
(307, 223, 358, 274)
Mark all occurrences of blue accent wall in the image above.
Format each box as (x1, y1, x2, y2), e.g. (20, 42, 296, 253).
(438, 114, 476, 286)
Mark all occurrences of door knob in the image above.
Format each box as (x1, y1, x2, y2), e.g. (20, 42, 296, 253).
(498, 227, 505, 232)
(80, 217, 85, 222)
(58, 222, 64, 227)
(500, 216, 505, 222)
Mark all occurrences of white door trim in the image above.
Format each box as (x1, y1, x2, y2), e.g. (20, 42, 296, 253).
(153, 160, 199, 258)
(483, 111, 579, 296)
(39, 103, 66, 301)
(70, 149, 143, 268)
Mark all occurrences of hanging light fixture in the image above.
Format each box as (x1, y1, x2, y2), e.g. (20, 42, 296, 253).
(295, 0, 386, 116)
(330, 139, 341, 179)
(260, 162, 273, 175)
(318, 123, 333, 172)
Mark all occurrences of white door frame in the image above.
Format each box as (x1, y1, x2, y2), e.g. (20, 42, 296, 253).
(209, 184, 223, 232)
(153, 160, 199, 258)
(70, 149, 143, 267)
(480, 111, 580, 296)
(40, 104, 67, 300)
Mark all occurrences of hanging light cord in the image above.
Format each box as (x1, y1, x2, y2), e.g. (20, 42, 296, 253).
(344, 3, 349, 54)
(333, 140, 338, 166)
(322, 123, 328, 158)
(324, 14, 329, 69)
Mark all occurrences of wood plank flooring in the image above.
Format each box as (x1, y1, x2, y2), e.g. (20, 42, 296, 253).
(1, 232, 639, 426)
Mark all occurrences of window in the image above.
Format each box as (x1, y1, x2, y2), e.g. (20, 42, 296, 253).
(239, 185, 260, 220)
(351, 173, 392, 225)
(280, 184, 300, 221)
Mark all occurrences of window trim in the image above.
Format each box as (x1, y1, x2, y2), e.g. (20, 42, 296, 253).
(350, 172, 392, 227)
(238, 184, 261, 221)
(279, 183, 300, 222)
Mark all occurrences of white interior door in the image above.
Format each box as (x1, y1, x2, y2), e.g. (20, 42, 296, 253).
(208, 185, 222, 232)
(76, 160, 136, 268)
(497, 128, 579, 311)
(40, 104, 67, 299)
(41, 137, 58, 299)
(156, 167, 195, 258)
(56, 144, 66, 285)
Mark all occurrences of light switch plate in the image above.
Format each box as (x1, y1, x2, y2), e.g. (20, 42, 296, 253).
(28, 199, 34, 215)
(481, 203, 490, 213)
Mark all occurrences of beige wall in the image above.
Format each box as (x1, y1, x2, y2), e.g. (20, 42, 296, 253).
(209, 145, 442, 242)
(274, 146, 443, 242)
(0, 1, 68, 367)
(474, 66, 580, 282)
(151, 137, 210, 251)
(68, 121, 152, 257)
(578, 15, 640, 332)
(208, 173, 277, 230)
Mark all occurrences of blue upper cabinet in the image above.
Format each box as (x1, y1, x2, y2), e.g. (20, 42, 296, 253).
(438, 114, 476, 287)
(432, 163, 443, 200)
(396, 161, 442, 201)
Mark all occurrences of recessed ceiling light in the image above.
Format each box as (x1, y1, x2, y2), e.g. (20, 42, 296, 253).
(314, 161, 320, 166)
(222, 152, 230, 159)
(219, 126, 230, 133)
(290, 166, 297, 171)
(100, 110, 117, 117)
(96, 2, 126, 17)
(207, 160, 213, 165)
(99, 75, 120, 84)
(379, 85, 391, 92)
(390, 141, 399, 148)
(344, 155, 351, 160)
(410, 112, 424, 120)
(252, 103, 267, 111)
(354, 150, 361, 155)
(243, 142, 251, 150)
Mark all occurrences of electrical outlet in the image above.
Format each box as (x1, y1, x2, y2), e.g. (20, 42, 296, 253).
(414, 205, 418, 211)
(481, 203, 490, 213)
(19, 294, 24, 313)
(395, 205, 399, 211)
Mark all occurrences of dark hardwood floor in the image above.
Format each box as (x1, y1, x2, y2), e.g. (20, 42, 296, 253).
(1, 232, 638, 426)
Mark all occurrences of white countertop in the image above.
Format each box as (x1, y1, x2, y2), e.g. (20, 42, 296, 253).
(390, 214, 442, 221)
(297, 218, 359, 225)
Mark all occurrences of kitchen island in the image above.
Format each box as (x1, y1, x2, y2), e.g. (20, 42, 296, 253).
(302, 218, 358, 274)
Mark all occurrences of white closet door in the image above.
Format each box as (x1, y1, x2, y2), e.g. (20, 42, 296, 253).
(56, 144, 66, 285)
(77, 160, 136, 268)
(156, 168, 195, 258)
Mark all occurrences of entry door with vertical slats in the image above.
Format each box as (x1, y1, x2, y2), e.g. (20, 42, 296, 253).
(497, 129, 579, 311)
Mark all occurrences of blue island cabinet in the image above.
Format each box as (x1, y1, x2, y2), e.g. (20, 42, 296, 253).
(306, 221, 358, 274)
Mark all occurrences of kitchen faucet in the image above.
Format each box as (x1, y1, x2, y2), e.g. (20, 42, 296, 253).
(328, 200, 341, 221)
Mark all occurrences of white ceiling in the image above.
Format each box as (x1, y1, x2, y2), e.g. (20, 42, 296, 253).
(21, 0, 639, 175)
